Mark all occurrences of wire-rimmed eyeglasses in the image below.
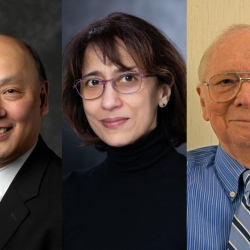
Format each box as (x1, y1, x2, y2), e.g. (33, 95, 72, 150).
(73, 71, 156, 100)
(203, 72, 250, 102)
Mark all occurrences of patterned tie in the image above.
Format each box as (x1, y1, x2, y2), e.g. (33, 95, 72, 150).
(228, 170, 250, 250)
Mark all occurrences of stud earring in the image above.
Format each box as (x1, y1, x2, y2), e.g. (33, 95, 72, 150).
(162, 103, 166, 107)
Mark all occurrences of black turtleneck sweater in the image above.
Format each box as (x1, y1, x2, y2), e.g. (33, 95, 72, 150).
(63, 128, 186, 250)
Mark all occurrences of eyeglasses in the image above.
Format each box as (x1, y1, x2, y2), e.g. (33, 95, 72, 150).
(203, 72, 250, 102)
(73, 71, 156, 100)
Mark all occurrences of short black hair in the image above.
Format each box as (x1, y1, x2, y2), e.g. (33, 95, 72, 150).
(23, 42, 47, 81)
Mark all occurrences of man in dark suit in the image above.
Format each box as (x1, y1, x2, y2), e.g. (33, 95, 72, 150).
(0, 35, 61, 249)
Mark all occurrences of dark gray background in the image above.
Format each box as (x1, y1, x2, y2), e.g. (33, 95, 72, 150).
(0, 0, 62, 157)
(62, 0, 186, 175)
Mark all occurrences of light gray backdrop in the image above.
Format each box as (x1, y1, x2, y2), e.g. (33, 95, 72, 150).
(62, 0, 186, 175)
(0, 0, 62, 157)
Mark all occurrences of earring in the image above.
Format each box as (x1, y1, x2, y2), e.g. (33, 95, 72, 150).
(162, 103, 166, 107)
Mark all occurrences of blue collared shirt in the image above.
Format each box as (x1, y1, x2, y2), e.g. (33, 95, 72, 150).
(187, 145, 246, 250)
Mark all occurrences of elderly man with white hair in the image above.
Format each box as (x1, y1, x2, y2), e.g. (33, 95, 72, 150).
(188, 24, 250, 250)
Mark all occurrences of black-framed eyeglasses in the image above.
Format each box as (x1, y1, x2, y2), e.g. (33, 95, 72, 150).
(203, 72, 250, 102)
(73, 71, 156, 100)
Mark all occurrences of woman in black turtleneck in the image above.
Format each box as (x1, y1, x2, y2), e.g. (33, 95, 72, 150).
(63, 12, 186, 250)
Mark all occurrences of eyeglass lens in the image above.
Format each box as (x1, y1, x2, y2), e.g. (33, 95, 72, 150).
(208, 73, 242, 101)
(77, 72, 142, 100)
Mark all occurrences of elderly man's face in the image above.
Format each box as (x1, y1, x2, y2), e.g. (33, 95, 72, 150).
(197, 29, 250, 155)
(0, 36, 49, 168)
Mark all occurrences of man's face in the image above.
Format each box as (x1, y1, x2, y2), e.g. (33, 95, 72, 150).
(197, 28, 250, 156)
(0, 36, 49, 168)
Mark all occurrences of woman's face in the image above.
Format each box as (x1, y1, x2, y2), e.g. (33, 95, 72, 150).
(82, 41, 170, 147)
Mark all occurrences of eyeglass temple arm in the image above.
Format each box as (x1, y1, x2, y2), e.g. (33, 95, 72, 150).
(144, 74, 156, 78)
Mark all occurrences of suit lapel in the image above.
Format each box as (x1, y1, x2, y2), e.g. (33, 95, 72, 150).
(0, 136, 52, 249)
(0, 184, 29, 249)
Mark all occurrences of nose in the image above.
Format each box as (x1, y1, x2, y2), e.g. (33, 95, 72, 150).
(0, 106, 7, 118)
(234, 79, 250, 107)
(100, 81, 123, 110)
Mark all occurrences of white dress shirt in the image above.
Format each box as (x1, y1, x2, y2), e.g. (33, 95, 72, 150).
(0, 143, 37, 201)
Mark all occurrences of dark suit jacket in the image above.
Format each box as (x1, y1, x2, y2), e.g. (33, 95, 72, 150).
(0, 136, 62, 250)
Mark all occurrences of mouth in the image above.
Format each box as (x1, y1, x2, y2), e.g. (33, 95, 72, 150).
(0, 127, 12, 134)
(230, 120, 250, 128)
(100, 117, 129, 128)
(232, 120, 250, 123)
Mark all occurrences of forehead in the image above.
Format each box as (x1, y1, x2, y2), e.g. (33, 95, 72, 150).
(82, 39, 138, 73)
(0, 36, 37, 82)
(206, 29, 250, 78)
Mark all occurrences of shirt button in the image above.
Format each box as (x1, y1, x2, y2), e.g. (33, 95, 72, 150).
(230, 191, 236, 197)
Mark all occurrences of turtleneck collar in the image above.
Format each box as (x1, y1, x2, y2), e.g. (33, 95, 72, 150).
(105, 127, 177, 179)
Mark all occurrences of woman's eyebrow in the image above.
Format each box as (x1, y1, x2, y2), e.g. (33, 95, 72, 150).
(82, 66, 138, 78)
(82, 71, 101, 78)
(114, 66, 137, 73)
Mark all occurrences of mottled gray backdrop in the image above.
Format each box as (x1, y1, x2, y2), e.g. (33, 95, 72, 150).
(62, 0, 186, 175)
(0, 0, 62, 157)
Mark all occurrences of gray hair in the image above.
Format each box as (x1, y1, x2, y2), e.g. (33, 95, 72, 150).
(198, 24, 250, 83)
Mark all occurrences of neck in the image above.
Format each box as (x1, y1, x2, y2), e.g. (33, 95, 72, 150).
(221, 142, 250, 169)
(105, 127, 175, 179)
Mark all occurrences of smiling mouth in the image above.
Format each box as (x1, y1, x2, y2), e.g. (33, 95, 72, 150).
(0, 128, 12, 134)
(101, 117, 129, 128)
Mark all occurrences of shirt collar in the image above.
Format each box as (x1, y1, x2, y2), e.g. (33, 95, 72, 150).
(215, 145, 246, 202)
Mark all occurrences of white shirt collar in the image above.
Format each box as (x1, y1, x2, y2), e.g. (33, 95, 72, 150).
(0, 142, 37, 201)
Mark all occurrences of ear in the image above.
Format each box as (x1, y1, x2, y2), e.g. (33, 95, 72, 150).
(158, 84, 171, 108)
(40, 81, 49, 117)
(196, 85, 209, 121)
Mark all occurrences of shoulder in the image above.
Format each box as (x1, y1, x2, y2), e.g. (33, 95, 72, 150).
(21, 136, 62, 195)
(166, 149, 186, 174)
(46, 149, 61, 173)
(166, 148, 186, 170)
(63, 161, 105, 186)
(42, 149, 61, 187)
(187, 145, 218, 179)
(157, 149, 186, 183)
(187, 145, 218, 165)
(33, 139, 61, 193)
(37, 135, 61, 167)
(63, 162, 105, 207)
(30, 136, 62, 179)
(174, 151, 186, 165)
(5, 137, 62, 248)
(29, 135, 61, 164)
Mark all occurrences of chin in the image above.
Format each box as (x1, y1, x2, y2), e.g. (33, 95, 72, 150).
(234, 137, 250, 148)
(102, 134, 137, 147)
(230, 129, 250, 146)
(105, 139, 132, 147)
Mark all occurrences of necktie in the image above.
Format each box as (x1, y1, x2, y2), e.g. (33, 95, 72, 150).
(228, 170, 250, 250)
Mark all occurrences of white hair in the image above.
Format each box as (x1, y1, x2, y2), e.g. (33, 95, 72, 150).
(198, 24, 250, 83)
